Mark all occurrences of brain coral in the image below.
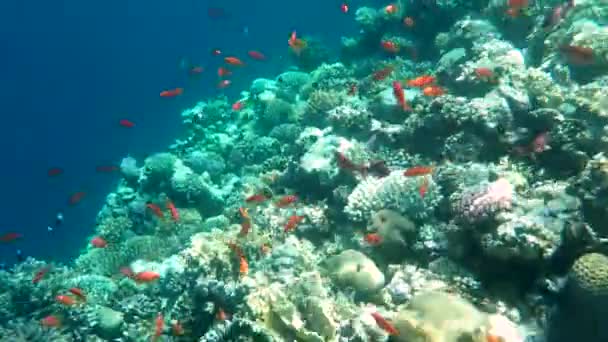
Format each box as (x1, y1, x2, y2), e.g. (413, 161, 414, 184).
(344, 171, 442, 222)
(547, 252, 608, 342)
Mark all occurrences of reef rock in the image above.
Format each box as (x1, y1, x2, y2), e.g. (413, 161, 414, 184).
(324, 249, 385, 294)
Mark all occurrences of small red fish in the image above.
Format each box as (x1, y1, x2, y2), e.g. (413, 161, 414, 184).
(96, 165, 119, 173)
(560, 45, 595, 65)
(0, 232, 22, 243)
(153, 312, 164, 341)
(275, 195, 298, 208)
(403, 16, 415, 27)
(69, 287, 86, 301)
(171, 320, 185, 336)
(56, 295, 76, 306)
(211, 48, 222, 56)
(217, 79, 232, 89)
(119, 119, 135, 128)
(246, 194, 269, 203)
(224, 56, 245, 66)
(403, 166, 434, 177)
(406, 75, 436, 88)
(41, 315, 61, 328)
(47, 167, 63, 177)
(218, 67, 232, 77)
(160, 88, 184, 98)
(381, 40, 399, 54)
(419, 176, 429, 198)
(348, 83, 357, 96)
(91, 236, 107, 248)
(232, 101, 244, 111)
(341, 3, 349, 13)
(134, 271, 160, 283)
(423, 85, 445, 97)
(335, 151, 368, 175)
(239, 216, 251, 237)
(166, 200, 179, 222)
(146, 203, 164, 219)
(364, 233, 382, 245)
(372, 66, 394, 81)
(288, 31, 307, 56)
(68, 191, 86, 205)
(216, 308, 229, 321)
(32, 267, 50, 284)
(284, 215, 305, 233)
(385, 4, 398, 14)
(371, 312, 399, 335)
(188, 66, 204, 75)
(474, 67, 498, 83)
(119, 266, 134, 278)
(247, 50, 266, 60)
(506, 0, 528, 17)
(392, 81, 412, 111)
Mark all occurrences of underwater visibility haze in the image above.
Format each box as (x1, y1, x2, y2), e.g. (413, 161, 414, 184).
(1, 0, 608, 341)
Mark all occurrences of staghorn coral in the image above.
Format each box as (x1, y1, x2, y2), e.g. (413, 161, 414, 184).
(344, 171, 442, 222)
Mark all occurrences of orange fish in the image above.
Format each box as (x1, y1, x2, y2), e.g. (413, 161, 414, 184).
(146, 203, 164, 219)
(47, 167, 63, 177)
(247, 50, 266, 60)
(392, 81, 412, 111)
(119, 119, 135, 128)
(381, 40, 399, 54)
(364, 233, 382, 245)
(403, 166, 434, 177)
(171, 320, 185, 336)
(385, 4, 398, 14)
(371, 312, 399, 335)
(403, 16, 415, 27)
(217, 79, 232, 89)
(423, 85, 445, 97)
(69, 287, 86, 301)
(419, 176, 429, 198)
(41, 315, 61, 328)
(134, 271, 160, 283)
(560, 45, 595, 65)
(246, 194, 269, 203)
(224, 56, 244, 66)
(406, 75, 436, 88)
(218, 67, 232, 77)
(239, 255, 249, 275)
(56, 295, 76, 306)
(153, 312, 164, 341)
(372, 66, 394, 81)
(68, 191, 86, 205)
(284, 215, 305, 232)
(506, 0, 528, 17)
(0, 232, 22, 243)
(91, 236, 107, 248)
(275, 195, 298, 207)
(239, 207, 251, 236)
(166, 200, 179, 222)
(32, 267, 50, 284)
(160, 88, 183, 97)
(288, 31, 307, 56)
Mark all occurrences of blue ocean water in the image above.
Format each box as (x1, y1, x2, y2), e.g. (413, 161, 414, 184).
(0, 0, 355, 265)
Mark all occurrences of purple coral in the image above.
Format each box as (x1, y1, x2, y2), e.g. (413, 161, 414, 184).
(455, 178, 514, 224)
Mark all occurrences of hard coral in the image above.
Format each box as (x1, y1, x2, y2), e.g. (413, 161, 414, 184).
(454, 178, 513, 224)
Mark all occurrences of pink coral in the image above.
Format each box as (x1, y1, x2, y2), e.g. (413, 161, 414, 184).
(455, 178, 514, 224)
